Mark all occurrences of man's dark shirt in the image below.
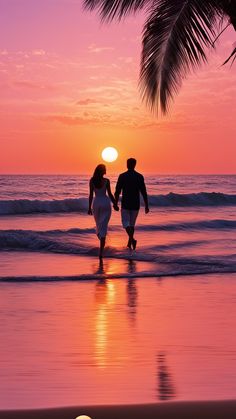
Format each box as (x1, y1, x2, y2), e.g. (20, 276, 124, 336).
(115, 170, 148, 210)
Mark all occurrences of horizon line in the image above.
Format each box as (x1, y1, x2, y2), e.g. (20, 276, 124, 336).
(1, 173, 236, 176)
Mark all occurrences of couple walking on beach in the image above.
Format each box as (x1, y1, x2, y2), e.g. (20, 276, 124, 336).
(88, 158, 149, 259)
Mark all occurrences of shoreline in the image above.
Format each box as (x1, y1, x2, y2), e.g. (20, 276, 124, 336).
(1, 401, 236, 419)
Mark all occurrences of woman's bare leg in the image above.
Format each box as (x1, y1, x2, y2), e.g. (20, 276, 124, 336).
(99, 237, 106, 259)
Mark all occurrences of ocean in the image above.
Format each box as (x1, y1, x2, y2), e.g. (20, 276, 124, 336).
(0, 174, 236, 408)
(1, 174, 236, 279)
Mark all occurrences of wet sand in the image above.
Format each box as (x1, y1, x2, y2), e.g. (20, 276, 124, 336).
(1, 401, 236, 419)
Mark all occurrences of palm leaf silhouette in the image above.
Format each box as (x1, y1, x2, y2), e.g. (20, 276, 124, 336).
(84, 0, 236, 113)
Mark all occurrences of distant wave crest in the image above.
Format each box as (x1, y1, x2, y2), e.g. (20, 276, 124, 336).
(1, 192, 236, 215)
(0, 198, 88, 215)
(149, 192, 236, 207)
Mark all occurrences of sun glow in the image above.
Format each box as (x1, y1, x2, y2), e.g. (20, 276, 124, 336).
(101, 147, 118, 163)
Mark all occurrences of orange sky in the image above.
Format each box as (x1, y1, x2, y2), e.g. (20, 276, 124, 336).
(0, 0, 235, 174)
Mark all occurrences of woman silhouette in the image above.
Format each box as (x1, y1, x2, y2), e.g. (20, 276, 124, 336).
(88, 164, 118, 259)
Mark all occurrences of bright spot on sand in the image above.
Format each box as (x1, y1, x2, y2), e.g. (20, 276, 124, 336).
(75, 416, 92, 419)
(102, 147, 118, 163)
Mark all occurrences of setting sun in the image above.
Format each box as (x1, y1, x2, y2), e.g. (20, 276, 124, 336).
(101, 147, 118, 163)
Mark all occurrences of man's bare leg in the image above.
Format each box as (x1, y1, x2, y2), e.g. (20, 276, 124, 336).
(126, 226, 136, 249)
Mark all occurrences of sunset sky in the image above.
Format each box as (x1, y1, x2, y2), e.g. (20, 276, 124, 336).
(0, 0, 236, 174)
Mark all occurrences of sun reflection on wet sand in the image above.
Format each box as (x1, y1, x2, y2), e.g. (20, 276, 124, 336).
(94, 278, 117, 368)
(95, 280, 108, 369)
(91, 258, 129, 277)
(95, 304, 107, 369)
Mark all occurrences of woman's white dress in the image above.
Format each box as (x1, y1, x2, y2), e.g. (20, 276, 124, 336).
(92, 180, 111, 239)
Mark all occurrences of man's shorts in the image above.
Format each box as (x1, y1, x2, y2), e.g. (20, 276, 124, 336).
(121, 209, 139, 228)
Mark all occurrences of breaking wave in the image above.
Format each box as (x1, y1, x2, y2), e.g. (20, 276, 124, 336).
(1, 192, 236, 215)
(0, 217, 236, 252)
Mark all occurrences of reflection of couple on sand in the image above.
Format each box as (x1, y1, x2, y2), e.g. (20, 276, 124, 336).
(88, 158, 149, 259)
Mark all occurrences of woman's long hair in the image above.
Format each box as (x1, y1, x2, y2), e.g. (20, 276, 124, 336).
(92, 164, 106, 188)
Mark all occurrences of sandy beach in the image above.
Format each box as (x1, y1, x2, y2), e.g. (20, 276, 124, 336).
(1, 401, 236, 419)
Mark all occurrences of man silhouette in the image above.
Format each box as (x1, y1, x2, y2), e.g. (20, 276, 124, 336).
(114, 158, 149, 250)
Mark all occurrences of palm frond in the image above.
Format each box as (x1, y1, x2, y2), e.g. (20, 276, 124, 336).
(83, 0, 150, 21)
(222, 45, 236, 64)
(212, 21, 231, 46)
(218, 1, 236, 66)
(218, 0, 236, 29)
(84, 0, 235, 114)
(140, 0, 221, 113)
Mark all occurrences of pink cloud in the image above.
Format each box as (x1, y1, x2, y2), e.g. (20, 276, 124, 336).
(88, 44, 114, 53)
(76, 98, 99, 105)
(42, 114, 102, 126)
(32, 49, 46, 56)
